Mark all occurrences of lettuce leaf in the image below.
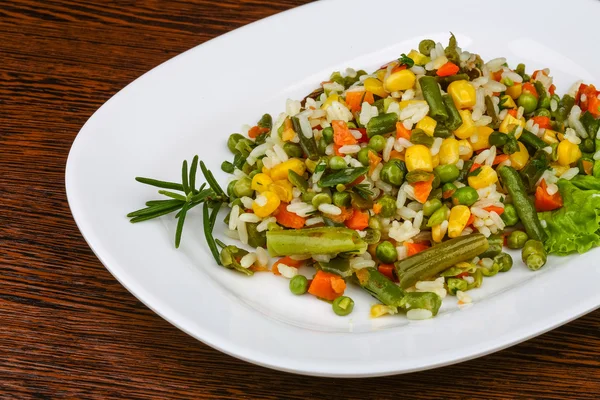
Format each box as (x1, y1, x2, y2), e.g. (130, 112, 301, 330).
(538, 178, 600, 255)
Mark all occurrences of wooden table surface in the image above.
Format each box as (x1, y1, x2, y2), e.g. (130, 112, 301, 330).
(1, 1, 599, 398)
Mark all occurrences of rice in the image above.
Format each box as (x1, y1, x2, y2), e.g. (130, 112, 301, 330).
(546, 183, 559, 195)
(319, 203, 342, 215)
(396, 245, 408, 261)
(286, 99, 302, 116)
(371, 163, 384, 181)
(278, 264, 298, 279)
(560, 167, 579, 180)
(474, 149, 490, 164)
(564, 128, 582, 145)
(240, 196, 254, 209)
(229, 205, 240, 231)
(273, 144, 289, 162)
(375, 180, 393, 193)
(359, 103, 379, 125)
(339, 144, 361, 154)
(396, 183, 408, 208)
(350, 258, 376, 270)
(240, 252, 257, 269)
(406, 201, 423, 211)
(568, 105, 588, 138)
(383, 136, 395, 161)
(254, 194, 267, 207)
(485, 146, 497, 166)
(398, 207, 417, 220)
(489, 211, 505, 230)
(305, 216, 324, 226)
(413, 211, 424, 229)
(486, 57, 506, 72)
(457, 290, 472, 304)
(312, 254, 331, 263)
(224, 229, 240, 240)
(255, 247, 269, 267)
(431, 137, 443, 156)
(237, 220, 248, 244)
(406, 309, 433, 320)
(471, 207, 490, 219)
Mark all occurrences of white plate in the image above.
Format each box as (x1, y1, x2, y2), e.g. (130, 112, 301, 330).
(66, 0, 600, 377)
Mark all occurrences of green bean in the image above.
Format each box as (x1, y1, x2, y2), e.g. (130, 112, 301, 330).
(406, 170, 434, 184)
(580, 137, 595, 153)
(508, 230, 529, 249)
(233, 177, 253, 198)
(355, 267, 405, 307)
(291, 116, 319, 160)
(266, 227, 367, 257)
(419, 76, 448, 122)
(332, 191, 351, 208)
(376, 195, 397, 218)
(381, 161, 405, 186)
(479, 234, 503, 259)
(480, 260, 501, 277)
(495, 252, 513, 273)
(518, 93, 538, 114)
(516, 63, 526, 77)
(399, 292, 442, 316)
(485, 95, 499, 126)
(350, 191, 373, 210)
(312, 193, 332, 208)
(411, 129, 434, 147)
(281, 142, 301, 158)
(520, 130, 547, 152)
(289, 275, 308, 295)
(368, 216, 383, 231)
(219, 245, 253, 276)
(436, 74, 471, 91)
(498, 166, 546, 241)
(368, 135, 387, 152)
(376, 241, 398, 264)
(423, 198, 442, 217)
(501, 203, 519, 226)
(533, 108, 551, 118)
(367, 113, 399, 138)
(257, 113, 272, 129)
(246, 222, 266, 248)
(319, 167, 368, 188)
(318, 257, 353, 278)
(288, 170, 308, 194)
(332, 296, 355, 316)
(447, 278, 468, 295)
(489, 132, 509, 147)
(522, 240, 547, 271)
(519, 150, 550, 193)
(534, 81, 550, 110)
(363, 228, 381, 245)
(452, 186, 479, 206)
(419, 39, 436, 56)
(442, 95, 463, 131)
(227, 133, 246, 154)
(433, 124, 452, 138)
(457, 160, 474, 182)
(372, 99, 385, 114)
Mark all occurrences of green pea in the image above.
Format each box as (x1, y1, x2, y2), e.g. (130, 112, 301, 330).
(363, 228, 381, 244)
(221, 161, 235, 174)
(507, 231, 528, 249)
(241, 161, 253, 175)
(376, 195, 397, 218)
(301, 191, 316, 203)
(494, 252, 513, 273)
(329, 155, 347, 170)
(322, 127, 334, 144)
(501, 204, 519, 227)
(451, 186, 479, 206)
(332, 191, 351, 208)
(233, 177, 253, 198)
(376, 241, 398, 263)
(423, 198, 442, 217)
(533, 108, 551, 118)
(434, 164, 460, 183)
(248, 170, 259, 179)
(282, 142, 303, 158)
(419, 39, 436, 56)
(335, 184, 346, 192)
(580, 138, 595, 153)
(227, 180, 238, 198)
(368, 216, 383, 231)
(427, 205, 449, 227)
(289, 275, 308, 295)
(442, 182, 457, 199)
(522, 239, 547, 271)
(317, 138, 328, 155)
(357, 147, 373, 166)
(446, 278, 468, 295)
(518, 93, 538, 114)
(312, 193, 332, 208)
(332, 296, 355, 316)
(347, 121, 357, 129)
(227, 133, 245, 154)
(380, 161, 405, 186)
(368, 135, 387, 152)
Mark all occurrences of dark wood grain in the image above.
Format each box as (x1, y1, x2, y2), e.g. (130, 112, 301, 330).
(1, 1, 599, 398)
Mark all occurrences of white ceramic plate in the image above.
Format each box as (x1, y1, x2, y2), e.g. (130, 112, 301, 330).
(66, 0, 600, 377)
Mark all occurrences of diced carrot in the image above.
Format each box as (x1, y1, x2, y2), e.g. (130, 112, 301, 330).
(582, 159, 594, 175)
(372, 203, 383, 215)
(332, 120, 358, 146)
(327, 206, 354, 223)
(491, 70, 503, 82)
(404, 242, 430, 257)
(483, 205, 505, 215)
(348, 175, 365, 187)
(378, 264, 396, 281)
(587, 94, 600, 117)
(549, 84, 556, 96)
(531, 116, 551, 129)
(396, 121, 411, 140)
(507, 109, 518, 118)
(368, 149, 382, 176)
(345, 91, 365, 113)
(456, 271, 469, 279)
(274, 203, 306, 229)
(436, 62, 459, 77)
(334, 144, 343, 156)
(308, 270, 346, 301)
(249, 265, 270, 272)
(522, 82, 538, 98)
(532, 70, 541, 80)
(493, 154, 510, 165)
(248, 125, 270, 139)
(363, 91, 375, 105)
(272, 256, 304, 276)
(344, 209, 370, 230)
(470, 162, 482, 172)
(466, 214, 475, 227)
(535, 179, 563, 212)
(413, 176, 434, 204)
(388, 149, 404, 160)
(391, 64, 407, 73)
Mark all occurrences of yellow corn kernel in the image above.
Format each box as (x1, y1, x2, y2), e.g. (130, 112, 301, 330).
(557, 140, 582, 166)
(439, 137, 460, 165)
(282, 127, 295, 142)
(499, 114, 526, 137)
(447, 80, 477, 109)
(320, 93, 339, 110)
(458, 139, 474, 161)
(399, 100, 427, 110)
(364, 77, 388, 98)
(468, 165, 498, 189)
(551, 162, 570, 176)
(448, 205, 471, 238)
(405, 144, 433, 172)
(432, 153, 440, 168)
(509, 142, 530, 170)
(269, 179, 293, 203)
(453, 110, 477, 139)
(376, 69, 387, 82)
(370, 304, 398, 318)
(416, 116, 437, 137)
(542, 129, 559, 144)
(251, 173, 273, 193)
(432, 223, 445, 242)
(500, 94, 517, 109)
(270, 158, 306, 181)
(384, 69, 416, 92)
(471, 126, 494, 151)
(262, 167, 271, 176)
(506, 82, 523, 99)
(252, 191, 281, 218)
(407, 50, 430, 66)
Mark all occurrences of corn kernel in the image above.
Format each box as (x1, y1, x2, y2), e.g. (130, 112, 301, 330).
(269, 179, 293, 203)
(471, 126, 494, 151)
(557, 140, 582, 166)
(405, 144, 433, 172)
(282, 128, 295, 141)
(416, 116, 437, 137)
(399, 100, 427, 110)
(320, 93, 339, 110)
(509, 142, 530, 170)
(551, 162, 570, 176)
(251, 173, 273, 193)
(542, 129, 559, 144)
(447, 80, 477, 109)
(407, 50, 430, 66)
(364, 77, 388, 98)
(432, 153, 440, 168)
(454, 110, 477, 139)
(252, 191, 281, 218)
(468, 165, 498, 189)
(370, 304, 397, 318)
(439, 137, 460, 165)
(500, 95, 517, 109)
(376, 69, 387, 82)
(458, 139, 474, 161)
(384, 69, 416, 92)
(432, 223, 445, 242)
(448, 205, 471, 238)
(270, 158, 306, 181)
(506, 83, 522, 99)
(499, 114, 525, 137)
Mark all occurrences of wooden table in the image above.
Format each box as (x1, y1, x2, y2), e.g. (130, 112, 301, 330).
(1, 1, 599, 398)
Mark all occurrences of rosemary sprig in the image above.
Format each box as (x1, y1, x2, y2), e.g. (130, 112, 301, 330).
(203, 201, 221, 264)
